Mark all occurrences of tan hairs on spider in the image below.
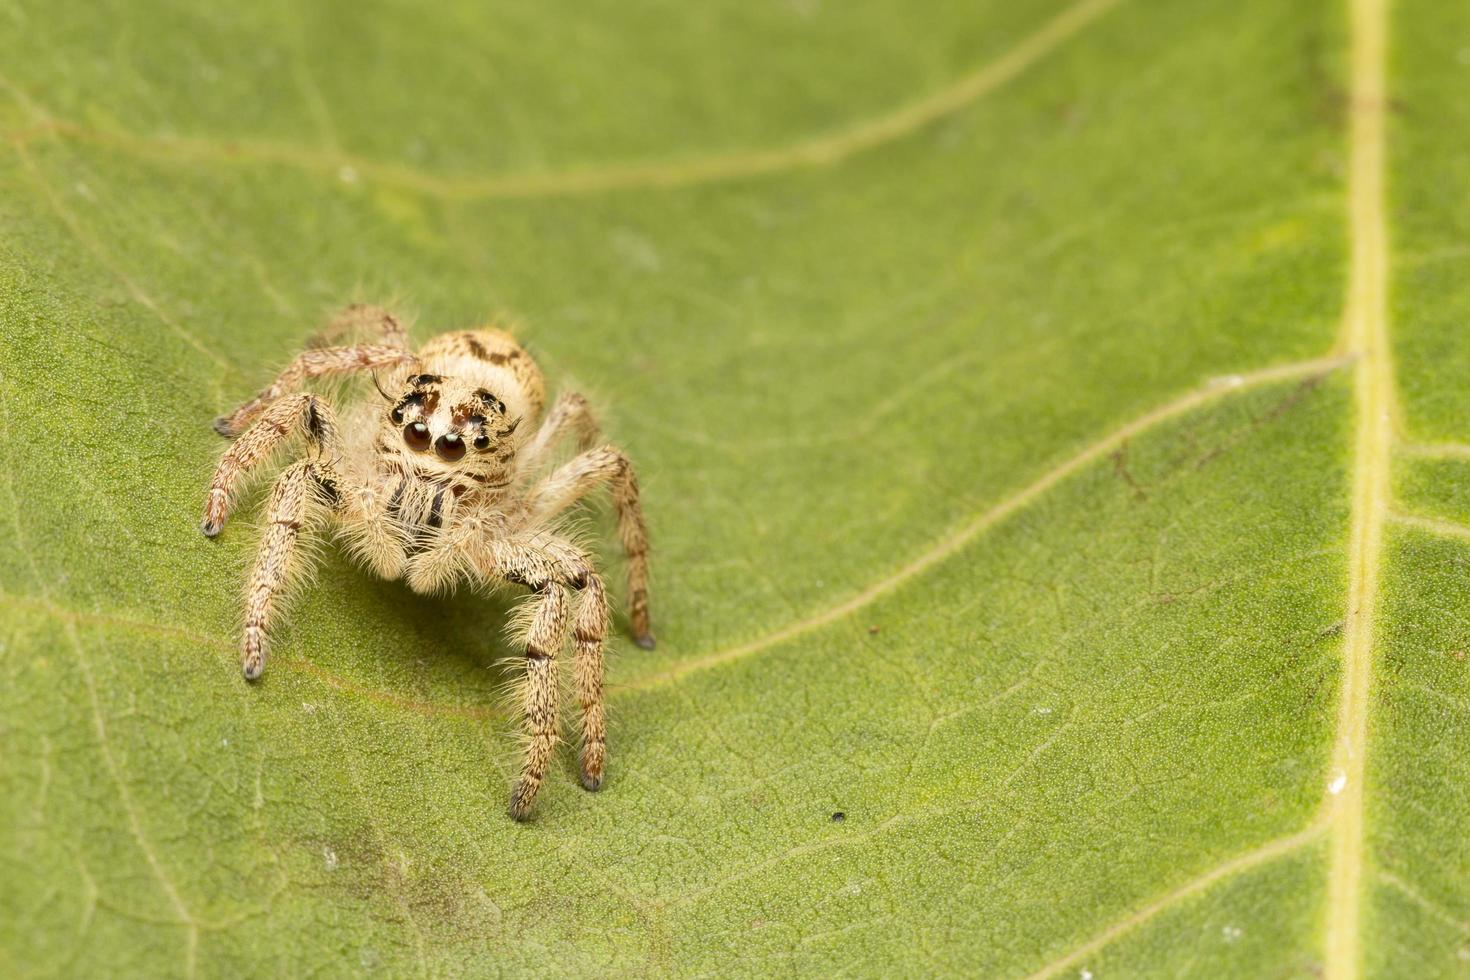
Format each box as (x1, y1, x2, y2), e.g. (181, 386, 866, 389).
(200, 304, 653, 820)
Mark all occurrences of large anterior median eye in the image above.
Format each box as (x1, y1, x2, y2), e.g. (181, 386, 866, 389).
(403, 422, 431, 451)
(435, 433, 466, 461)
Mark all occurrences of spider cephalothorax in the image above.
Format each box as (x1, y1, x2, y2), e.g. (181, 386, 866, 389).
(201, 305, 652, 820)
(371, 371, 523, 540)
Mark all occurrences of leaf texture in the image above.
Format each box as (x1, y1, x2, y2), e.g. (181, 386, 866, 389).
(0, 0, 1462, 975)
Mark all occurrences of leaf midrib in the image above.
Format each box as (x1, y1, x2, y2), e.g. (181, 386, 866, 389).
(1325, 0, 1393, 975)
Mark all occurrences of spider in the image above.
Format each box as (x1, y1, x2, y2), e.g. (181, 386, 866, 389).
(200, 305, 653, 820)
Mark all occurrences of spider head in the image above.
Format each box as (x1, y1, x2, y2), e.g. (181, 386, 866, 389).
(385, 373, 521, 471)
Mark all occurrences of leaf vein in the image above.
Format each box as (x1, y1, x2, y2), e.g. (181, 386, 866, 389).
(621, 355, 1353, 695)
(0, 0, 1121, 202)
(1021, 822, 1329, 980)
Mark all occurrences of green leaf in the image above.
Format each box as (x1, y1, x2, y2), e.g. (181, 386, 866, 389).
(0, 0, 1461, 974)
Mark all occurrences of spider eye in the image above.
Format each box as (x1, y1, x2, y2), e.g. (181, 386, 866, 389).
(472, 434, 490, 451)
(476, 390, 506, 414)
(391, 392, 424, 425)
(403, 422, 431, 451)
(435, 433, 466, 461)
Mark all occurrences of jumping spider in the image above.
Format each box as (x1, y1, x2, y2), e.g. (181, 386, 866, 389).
(201, 305, 652, 820)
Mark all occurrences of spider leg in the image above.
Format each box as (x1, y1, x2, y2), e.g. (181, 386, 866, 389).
(214, 342, 414, 438)
(475, 537, 608, 818)
(239, 458, 338, 680)
(202, 392, 339, 537)
(524, 446, 653, 648)
(571, 571, 610, 791)
(306, 303, 410, 349)
(508, 580, 571, 821)
(518, 391, 600, 476)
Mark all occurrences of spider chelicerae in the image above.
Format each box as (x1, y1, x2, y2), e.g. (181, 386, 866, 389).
(200, 305, 652, 820)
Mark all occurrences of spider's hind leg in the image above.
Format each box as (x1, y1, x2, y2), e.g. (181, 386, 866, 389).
(307, 303, 410, 349)
(518, 391, 600, 474)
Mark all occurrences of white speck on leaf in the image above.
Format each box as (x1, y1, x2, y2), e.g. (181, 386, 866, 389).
(337, 165, 359, 184)
(1328, 770, 1347, 795)
(302, 702, 318, 715)
(323, 846, 338, 871)
(1222, 925, 1242, 942)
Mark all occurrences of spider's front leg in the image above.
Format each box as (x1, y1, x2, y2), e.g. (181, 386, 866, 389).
(477, 538, 610, 819)
(525, 445, 653, 648)
(238, 458, 338, 680)
(202, 392, 336, 536)
(213, 340, 413, 438)
(509, 579, 570, 820)
(570, 571, 611, 791)
(202, 393, 346, 679)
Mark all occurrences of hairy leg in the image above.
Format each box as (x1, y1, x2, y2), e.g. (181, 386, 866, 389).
(306, 303, 409, 349)
(468, 536, 605, 817)
(518, 392, 600, 475)
(572, 573, 610, 790)
(202, 393, 339, 537)
(240, 459, 337, 680)
(525, 446, 653, 647)
(214, 343, 413, 438)
(508, 582, 570, 821)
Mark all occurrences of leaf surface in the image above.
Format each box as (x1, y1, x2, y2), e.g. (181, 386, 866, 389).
(0, 0, 1460, 975)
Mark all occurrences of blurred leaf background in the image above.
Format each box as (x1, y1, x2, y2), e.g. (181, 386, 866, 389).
(2, 0, 1469, 975)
